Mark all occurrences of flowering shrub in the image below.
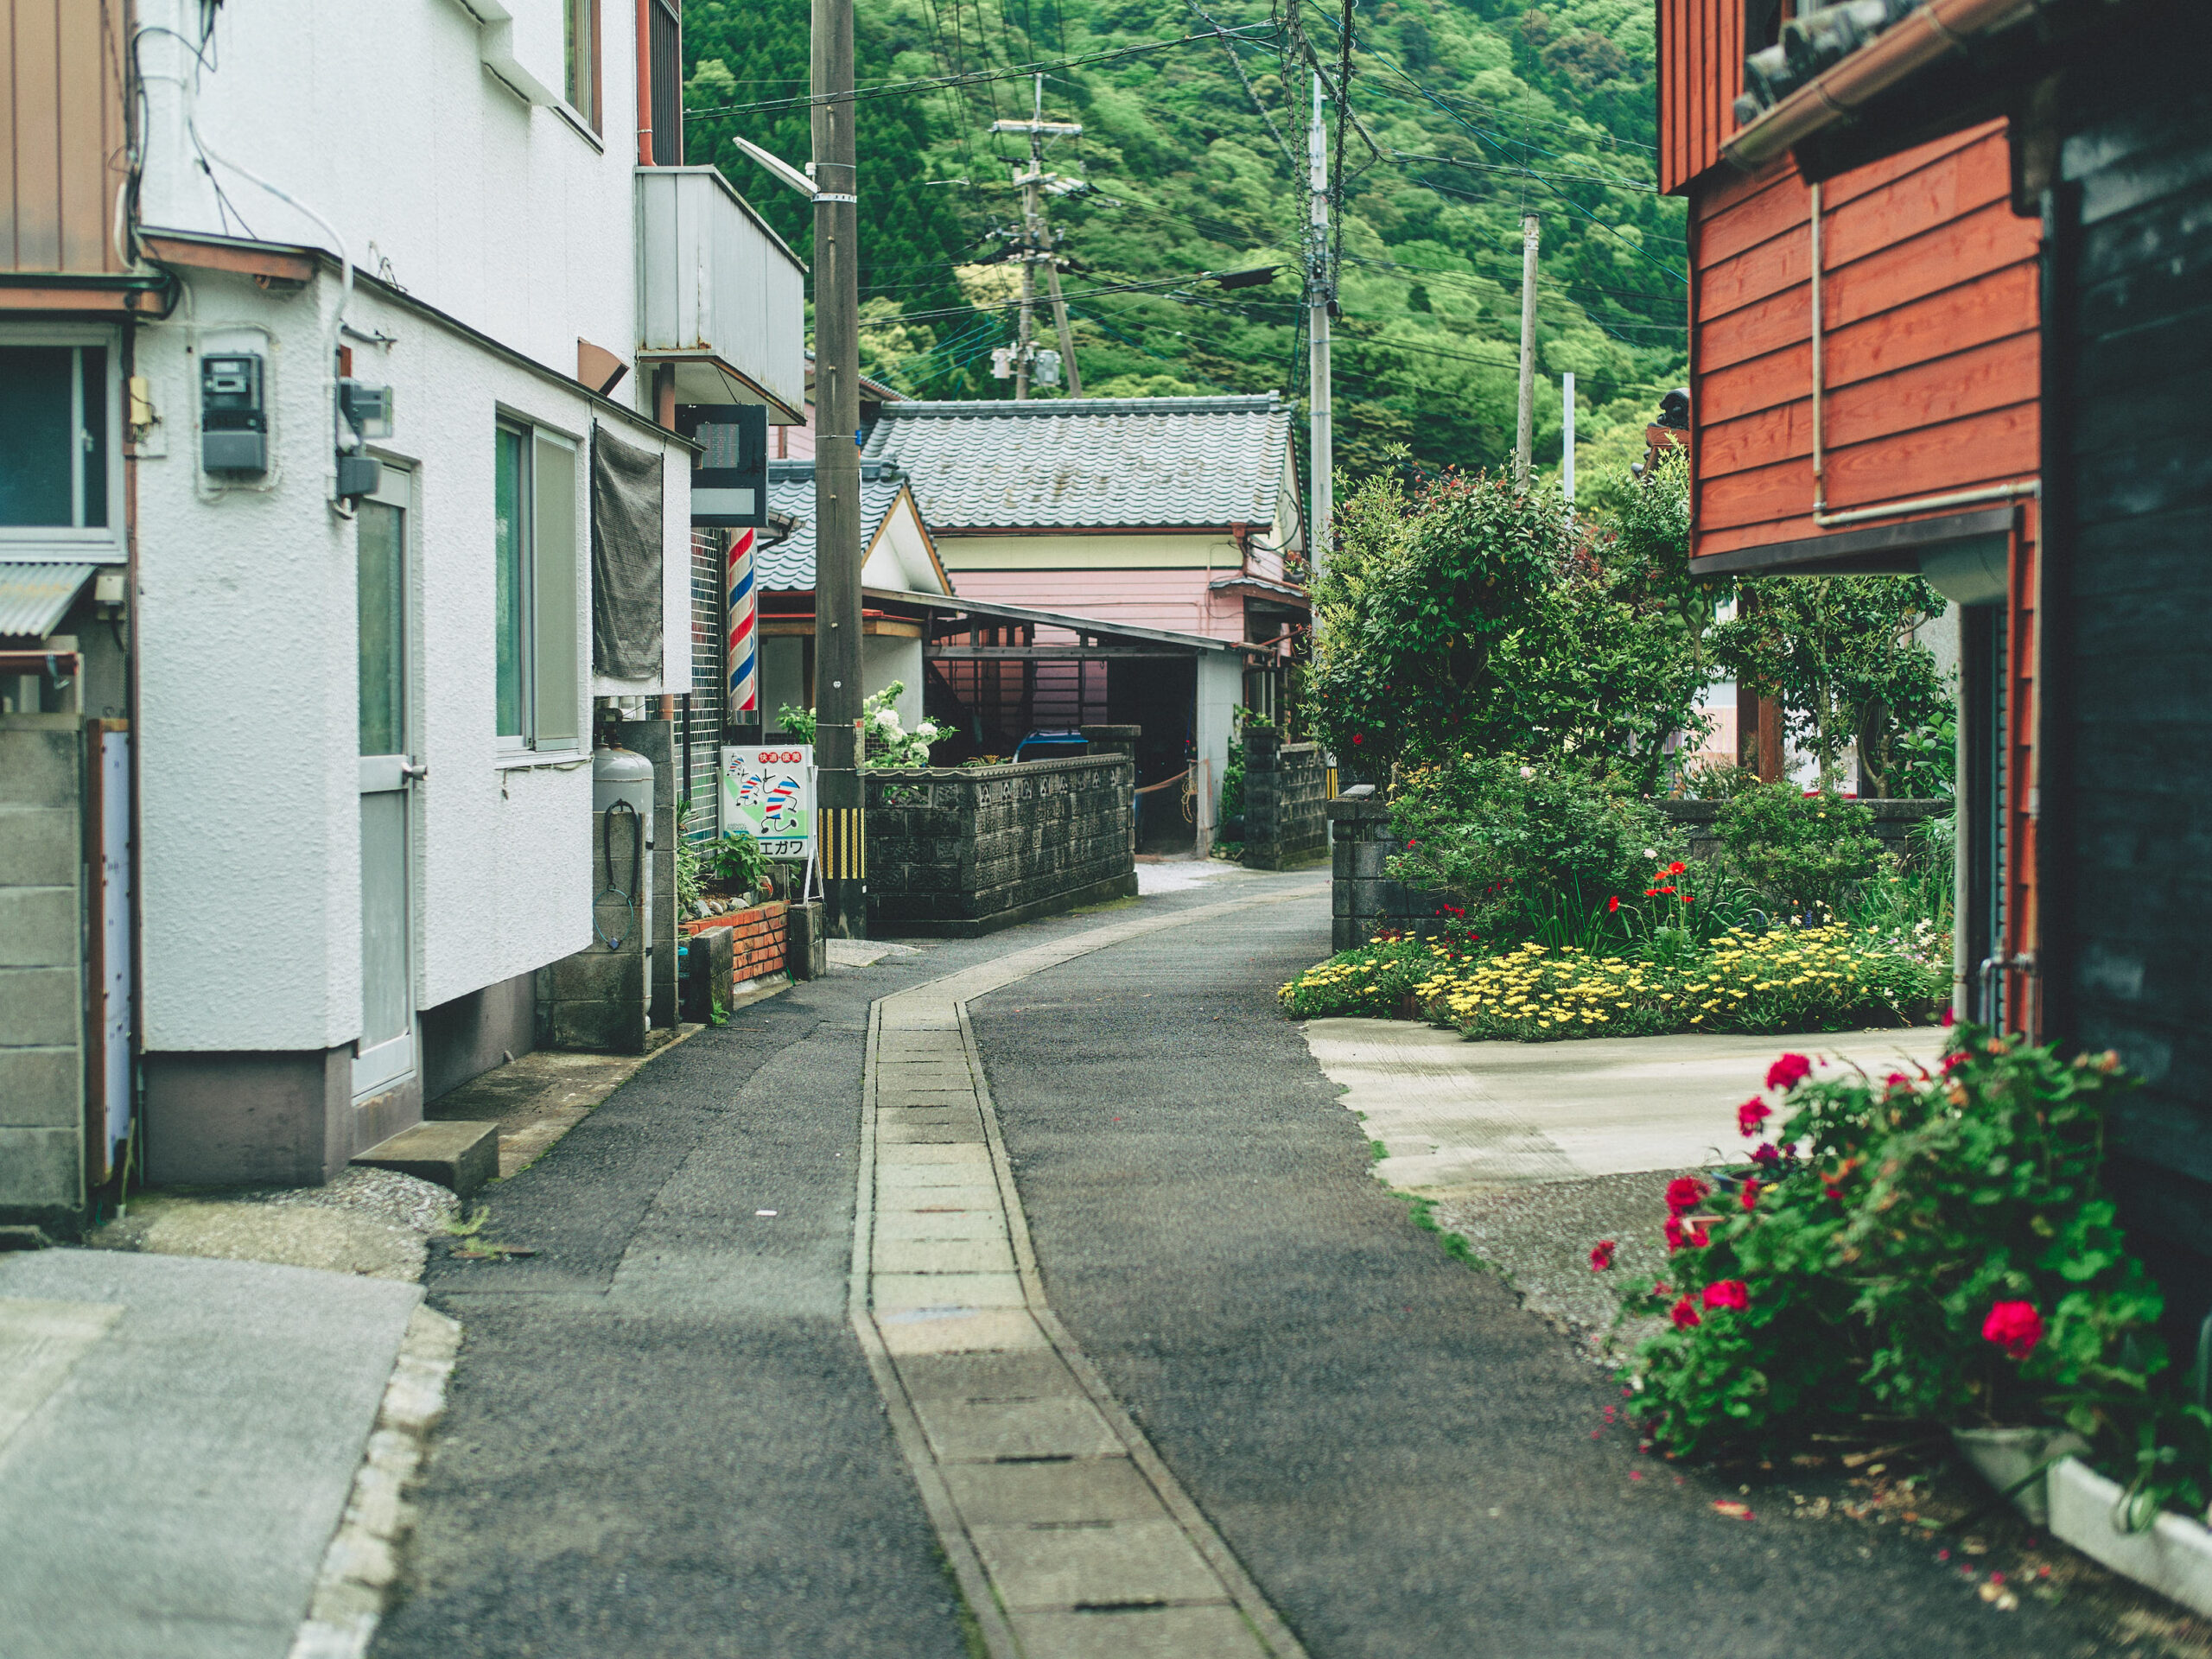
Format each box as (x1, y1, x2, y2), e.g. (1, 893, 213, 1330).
(1274, 932, 1465, 1019)
(1622, 1032, 2181, 1489)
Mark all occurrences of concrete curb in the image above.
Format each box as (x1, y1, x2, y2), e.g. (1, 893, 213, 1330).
(286, 1304, 462, 1659)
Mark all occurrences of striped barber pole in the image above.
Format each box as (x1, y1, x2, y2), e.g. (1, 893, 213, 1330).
(727, 527, 758, 715)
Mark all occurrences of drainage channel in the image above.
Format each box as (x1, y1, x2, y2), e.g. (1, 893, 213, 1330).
(847, 892, 1318, 1659)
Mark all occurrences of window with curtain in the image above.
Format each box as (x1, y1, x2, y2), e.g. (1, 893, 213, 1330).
(493, 420, 582, 752)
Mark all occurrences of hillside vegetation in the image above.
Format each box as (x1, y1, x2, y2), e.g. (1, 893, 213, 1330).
(683, 0, 1686, 499)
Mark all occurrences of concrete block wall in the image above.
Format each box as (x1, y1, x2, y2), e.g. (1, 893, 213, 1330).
(1240, 734, 1329, 870)
(868, 754, 1136, 937)
(0, 721, 85, 1233)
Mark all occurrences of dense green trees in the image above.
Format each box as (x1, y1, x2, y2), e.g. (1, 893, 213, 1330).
(682, 0, 1689, 478)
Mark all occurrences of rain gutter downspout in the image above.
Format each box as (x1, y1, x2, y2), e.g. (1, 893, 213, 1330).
(1806, 180, 2038, 529)
(1725, 0, 2040, 172)
(636, 0, 656, 164)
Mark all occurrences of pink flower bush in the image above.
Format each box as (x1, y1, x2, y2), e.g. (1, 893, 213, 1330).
(1663, 1176, 1711, 1217)
(1701, 1280, 1750, 1312)
(1982, 1300, 2044, 1360)
(1669, 1296, 1702, 1329)
(1737, 1097, 1771, 1138)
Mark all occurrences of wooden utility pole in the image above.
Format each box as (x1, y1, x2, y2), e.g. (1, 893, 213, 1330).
(812, 0, 865, 936)
(995, 78, 1084, 399)
(1307, 70, 1333, 578)
(1515, 212, 1540, 486)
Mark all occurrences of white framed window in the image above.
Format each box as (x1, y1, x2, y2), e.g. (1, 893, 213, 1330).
(0, 327, 123, 556)
(493, 419, 582, 753)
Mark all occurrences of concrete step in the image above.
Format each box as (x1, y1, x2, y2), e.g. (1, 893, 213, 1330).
(352, 1119, 500, 1200)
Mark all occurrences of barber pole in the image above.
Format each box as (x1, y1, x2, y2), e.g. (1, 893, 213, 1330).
(727, 527, 758, 715)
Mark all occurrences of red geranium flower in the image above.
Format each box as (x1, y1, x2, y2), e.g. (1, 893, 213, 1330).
(1740, 1180, 1761, 1210)
(1668, 861, 1687, 875)
(1608, 895, 1621, 913)
(1765, 1052, 1814, 1091)
(1669, 1296, 1702, 1329)
(1737, 1097, 1771, 1138)
(1663, 1215, 1712, 1253)
(1942, 1005, 1955, 1028)
(1589, 1239, 1617, 1271)
(1701, 1280, 1750, 1311)
(1983, 1300, 2044, 1360)
(1663, 1176, 1711, 1216)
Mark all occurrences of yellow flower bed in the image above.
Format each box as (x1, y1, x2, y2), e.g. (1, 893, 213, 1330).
(1281, 925, 1945, 1039)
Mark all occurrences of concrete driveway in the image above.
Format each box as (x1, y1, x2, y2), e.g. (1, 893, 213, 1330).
(1302, 1020, 1950, 1198)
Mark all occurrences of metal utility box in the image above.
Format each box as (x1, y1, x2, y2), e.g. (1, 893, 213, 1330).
(200, 353, 267, 473)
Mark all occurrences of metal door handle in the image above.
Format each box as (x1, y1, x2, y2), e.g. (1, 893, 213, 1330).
(401, 760, 429, 780)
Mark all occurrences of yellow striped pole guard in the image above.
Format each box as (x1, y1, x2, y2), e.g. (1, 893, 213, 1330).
(818, 807, 868, 880)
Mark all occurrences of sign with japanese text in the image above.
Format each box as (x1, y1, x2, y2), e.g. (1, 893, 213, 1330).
(721, 745, 814, 859)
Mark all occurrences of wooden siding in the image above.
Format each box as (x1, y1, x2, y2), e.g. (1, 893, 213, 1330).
(2041, 51, 2212, 1274)
(1686, 124, 2041, 561)
(1658, 0, 1743, 195)
(2, 0, 130, 274)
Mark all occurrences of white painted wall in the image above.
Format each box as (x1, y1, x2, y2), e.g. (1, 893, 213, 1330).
(135, 0, 652, 419)
(135, 270, 693, 1051)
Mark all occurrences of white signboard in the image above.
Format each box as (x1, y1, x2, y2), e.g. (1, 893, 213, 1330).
(721, 744, 814, 859)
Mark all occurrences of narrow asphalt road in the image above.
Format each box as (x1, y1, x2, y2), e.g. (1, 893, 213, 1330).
(378, 874, 2118, 1657)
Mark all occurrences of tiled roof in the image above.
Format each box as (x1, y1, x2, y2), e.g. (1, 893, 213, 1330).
(758, 461, 908, 590)
(858, 395, 1292, 531)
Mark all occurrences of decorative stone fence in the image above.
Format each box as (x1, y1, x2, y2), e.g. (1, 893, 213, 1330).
(1238, 734, 1330, 870)
(866, 753, 1137, 938)
(1329, 794, 1948, 953)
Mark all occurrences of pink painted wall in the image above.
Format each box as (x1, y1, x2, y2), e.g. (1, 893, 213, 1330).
(946, 567, 1251, 643)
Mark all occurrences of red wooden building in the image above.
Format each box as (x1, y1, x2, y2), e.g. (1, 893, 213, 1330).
(1660, 0, 2042, 1031)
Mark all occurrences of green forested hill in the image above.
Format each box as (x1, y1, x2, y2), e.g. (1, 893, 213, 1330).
(683, 0, 1686, 496)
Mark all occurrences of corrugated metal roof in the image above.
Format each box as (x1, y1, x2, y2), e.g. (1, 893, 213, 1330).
(759, 462, 908, 590)
(0, 563, 96, 640)
(859, 395, 1292, 531)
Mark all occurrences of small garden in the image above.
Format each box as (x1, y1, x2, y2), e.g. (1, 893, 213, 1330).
(1282, 454, 1955, 1042)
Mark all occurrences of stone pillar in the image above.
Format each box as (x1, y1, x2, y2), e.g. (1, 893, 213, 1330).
(1327, 796, 1398, 952)
(1082, 725, 1141, 856)
(1240, 728, 1281, 867)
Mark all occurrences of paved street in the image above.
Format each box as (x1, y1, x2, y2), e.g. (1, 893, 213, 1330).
(372, 876, 2112, 1657)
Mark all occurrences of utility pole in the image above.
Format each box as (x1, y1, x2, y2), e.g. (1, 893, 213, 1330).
(812, 0, 865, 937)
(1515, 212, 1539, 486)
(1306, 69, 1333, 578)
(995, 79, 1084, 399)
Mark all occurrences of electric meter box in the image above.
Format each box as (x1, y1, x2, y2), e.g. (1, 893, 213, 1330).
(201, 352, 268, 473)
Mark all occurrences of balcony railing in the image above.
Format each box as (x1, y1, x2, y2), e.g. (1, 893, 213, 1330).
(636, 167, 806, 419)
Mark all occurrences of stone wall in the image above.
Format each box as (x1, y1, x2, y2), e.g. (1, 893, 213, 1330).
(1239, 734, 1329, 870)
(867, 754, 1136, 938)
(1330, 794, 1948, 953)
(0, 720, 84, 1235)
(1654, 798, 1947, 865)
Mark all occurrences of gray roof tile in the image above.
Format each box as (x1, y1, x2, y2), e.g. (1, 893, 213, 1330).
(758, 461, 907, 590)
(858, 395, 1291, 531)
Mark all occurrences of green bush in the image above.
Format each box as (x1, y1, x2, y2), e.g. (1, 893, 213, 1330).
(1388, 754, 1686, 945)
(1716, 784, 1884, 913)
(1276, 934, 1456, 1019)
(1622, 1033, 2196, 1510)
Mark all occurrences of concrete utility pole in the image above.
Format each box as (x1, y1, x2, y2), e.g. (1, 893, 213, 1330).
(1307, 70, 1333, 578)
(812, 0, 865, 937)
(1515, 212, 1540, 486)
(994, 79, 1084, 399)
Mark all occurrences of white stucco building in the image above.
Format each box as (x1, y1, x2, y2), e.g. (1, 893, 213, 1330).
(0, 0, 803, 1211)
